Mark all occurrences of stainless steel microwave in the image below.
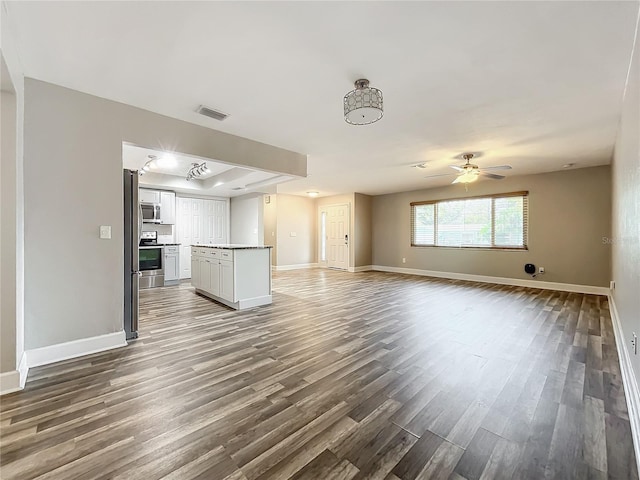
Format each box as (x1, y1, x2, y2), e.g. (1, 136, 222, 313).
(141, 203, 161, 224)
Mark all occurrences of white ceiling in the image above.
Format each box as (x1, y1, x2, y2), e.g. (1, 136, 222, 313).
(122, 144, 293, 197)
(5, 1, 638, 197)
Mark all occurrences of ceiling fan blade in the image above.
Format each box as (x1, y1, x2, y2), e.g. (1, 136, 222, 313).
(481, 172, 505, 180)
(451, 176, 463, 184)
(481, 165, 512, 171)
(449, 165, 464, 171)
(424, 173, 456, 179)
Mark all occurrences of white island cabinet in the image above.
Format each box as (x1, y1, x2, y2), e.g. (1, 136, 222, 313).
(191, 245, 272, 310)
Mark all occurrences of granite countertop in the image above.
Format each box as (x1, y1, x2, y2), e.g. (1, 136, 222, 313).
(193, 244, 273, 250)
(139, 243, 182, 249)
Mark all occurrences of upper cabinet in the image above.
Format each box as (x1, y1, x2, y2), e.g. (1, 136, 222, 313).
(139, 189, 160, 204)
(140, 189, 176, 225)
(160, 191, 176, 225)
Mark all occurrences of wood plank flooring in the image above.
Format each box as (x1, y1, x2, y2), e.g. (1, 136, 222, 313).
(1, 269, 637, 479)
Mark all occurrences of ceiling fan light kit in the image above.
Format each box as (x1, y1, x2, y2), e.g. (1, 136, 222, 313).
(423, 153, 512, 185)
(452, 170, 480, 184)
(344, 79, 384, 125)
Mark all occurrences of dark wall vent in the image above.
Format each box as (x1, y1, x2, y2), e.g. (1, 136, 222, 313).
(196, 105, 229, 121)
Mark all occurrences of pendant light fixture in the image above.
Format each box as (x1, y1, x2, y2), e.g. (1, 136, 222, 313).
(343, 79, 383, 125)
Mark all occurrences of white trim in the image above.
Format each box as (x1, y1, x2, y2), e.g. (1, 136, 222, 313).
(274, 263, 319, 271)
(370, 265, 609, 295)
(25, 331, 127, 368)
(18, 352, 28, 388)
(238, 295, 273, 309)
(349, 265, 373, 273)
(0, 353, 29, 396)
(609, 294, 640, 478)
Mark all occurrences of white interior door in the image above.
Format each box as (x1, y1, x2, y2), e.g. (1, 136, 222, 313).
(204, 200, 216, 244)
(191, 199, 203, 245)
(177, 197, 192, 279)
(176, 197, 229, 279)
(326, 204, 349, 270)
(214, 200, 228, 243)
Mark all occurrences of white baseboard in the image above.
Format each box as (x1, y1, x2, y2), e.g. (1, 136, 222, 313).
(0, 352, 29, 396)
(348, 265, 373, 273)
(609, 294, 640, 478)
(274, 263, 319, 271)
(370, 265, 609, 295)
(25, 331, 127, 369)
(18, 352, 28, 388)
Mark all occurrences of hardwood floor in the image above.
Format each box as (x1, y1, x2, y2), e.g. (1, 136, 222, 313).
(1, 269, 637, 479)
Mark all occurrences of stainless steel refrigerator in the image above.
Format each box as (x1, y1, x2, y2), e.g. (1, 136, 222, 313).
(123, 169, 141, 340)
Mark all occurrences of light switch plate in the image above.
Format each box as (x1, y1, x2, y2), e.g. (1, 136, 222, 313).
(99, 225, 112, 239)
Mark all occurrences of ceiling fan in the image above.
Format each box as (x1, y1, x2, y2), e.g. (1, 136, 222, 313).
(424, 153, 512, 184)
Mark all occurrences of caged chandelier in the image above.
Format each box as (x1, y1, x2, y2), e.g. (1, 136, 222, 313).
(186, 162, 210, 181)
(343, 79, 384, 125)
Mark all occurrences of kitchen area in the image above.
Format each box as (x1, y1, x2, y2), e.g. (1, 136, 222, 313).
(138, 188, 181, 289)
(123, 144, 280, 341)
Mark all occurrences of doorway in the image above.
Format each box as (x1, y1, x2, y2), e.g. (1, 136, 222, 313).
(319, 204, 349, 270)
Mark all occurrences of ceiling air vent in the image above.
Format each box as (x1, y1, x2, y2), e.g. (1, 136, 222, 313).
(196, 105, 229, 121)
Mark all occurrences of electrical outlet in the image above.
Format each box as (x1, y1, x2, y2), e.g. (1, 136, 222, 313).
(633, 333, 638, 355)
(611, 280, 616, 290)
(402, 257, 406, 264)
(539, 266, 545, 274)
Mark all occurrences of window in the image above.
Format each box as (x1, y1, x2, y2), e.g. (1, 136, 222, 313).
(411, 191, 528, 249)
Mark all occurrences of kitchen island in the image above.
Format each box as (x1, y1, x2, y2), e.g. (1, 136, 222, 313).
(191, 245, 272, 310)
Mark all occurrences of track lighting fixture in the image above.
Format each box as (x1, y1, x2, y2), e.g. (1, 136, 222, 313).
(186, 162, 210, 181)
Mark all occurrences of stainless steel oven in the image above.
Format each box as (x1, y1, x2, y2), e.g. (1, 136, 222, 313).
(139, 246, 164, 288)
(141, 202, 161, 224)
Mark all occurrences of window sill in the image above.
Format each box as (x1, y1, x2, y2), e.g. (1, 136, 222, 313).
(410, 245, 528, 251)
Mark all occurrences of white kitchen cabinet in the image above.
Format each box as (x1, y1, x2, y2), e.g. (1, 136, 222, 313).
(191, 246, 271, 310)
(160, 191, 176, 225)
(190, 255, 200, 288)
(139, 189, 160, 204)
(220, 260, 234, 302)
(210, 260, 221, 297)
(140, 189, 175, 225)
(164, 245, 180, 286)
(200, 258, 212, 291)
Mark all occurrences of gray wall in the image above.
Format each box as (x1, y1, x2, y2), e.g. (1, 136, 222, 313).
(230, 193, 264, 245)
(354, 193, 372, 267)
(372, 166, 612, 287)
(612, 24, 640, 386)
(23, 79, 305, 350)
(275, 194, 316, 266)
(263, 195, 277, 265)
